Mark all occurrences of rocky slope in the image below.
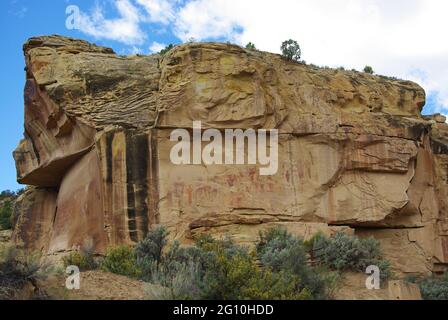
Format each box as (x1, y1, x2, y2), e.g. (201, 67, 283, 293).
(12, 35, 448, 277)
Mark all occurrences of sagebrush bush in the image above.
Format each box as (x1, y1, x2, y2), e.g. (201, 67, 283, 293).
(146, 260, 203, 299)
(135, 226, 168, 266)
(241, 269, 312, 300)
(257, 228, 309, 278)
(63, 251, 96, 271)
(418, 272, 448, 300)
(200, 241, 256, 299)
(310, 232, 391, 279)
(101, 246, 140, 277)
(135, 228, 314, 300)
(135, 229, 202, 297)
(256, 227, 333, 299)
(0, 245, 49, 299)
(101, 227, 392, 300)
(134, 226, 187, 283)
(63, 240, 98, 271)
(257, 228, 309, 274)
(190, 235, 310, 300)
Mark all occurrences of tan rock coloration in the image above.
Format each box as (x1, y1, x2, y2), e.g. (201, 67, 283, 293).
(12, 35, 448, 276)
(334, 273, 422, 300)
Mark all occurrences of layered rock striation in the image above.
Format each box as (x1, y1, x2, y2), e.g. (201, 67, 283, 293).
(12, 35, 448, 276)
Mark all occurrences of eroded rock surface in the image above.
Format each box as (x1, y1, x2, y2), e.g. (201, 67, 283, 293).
(12, 35, 448, 276)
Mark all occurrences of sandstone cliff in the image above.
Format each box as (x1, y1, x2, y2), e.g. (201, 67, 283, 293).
(12, 35, 448, 277)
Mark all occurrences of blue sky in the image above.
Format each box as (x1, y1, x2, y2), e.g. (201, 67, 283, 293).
(1, 0, 447, 191)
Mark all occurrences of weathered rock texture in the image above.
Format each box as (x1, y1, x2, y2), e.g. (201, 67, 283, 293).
(12, 35, 448, 276)
(334, 273, 422, 300)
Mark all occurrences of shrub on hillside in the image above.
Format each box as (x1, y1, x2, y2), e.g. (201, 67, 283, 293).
(101, 246, 140, 278)
(245, 42, 256, 50)
(134, 230, 199, 297)
(363, 65, 374, 74)
(159, 44, 175, 55)
(0, 246, 49, 299)
(310, 232, 391, 279)
(63, 251, 96, 271)
(146, 259, 203, 299)
(418, 272, 448, 300)
(137, 231, 210, 299)
(203, 245, 310, 300)
(106, 227, 393, 300)
(135, 226, 168, 266)
(280, 39, 301, 61)
(192, 235, 311, 300)
(257, 227, 309, 276)
(256, 227, 335, 299)
(134, 226, 191, 283)
(135, 227, 314, 299)
(63, 240, 98, 271)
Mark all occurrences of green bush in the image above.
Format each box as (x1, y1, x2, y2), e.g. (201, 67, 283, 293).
(200, 240, 256, 299)
(245, 42, 256, 50)
(103, 227, 393, 300)
(146, 260, 203, 299)
(257, 227, 309, 276)
(310, 232, 391, 279)
(196, 236, 311, 300)
(136, 228, 314, 300)
(419, 272, 448, 300)
(0, 200, 13, 230)
(241, 269, 312, 300)
(134, 226, 186, 283)
(135, 226, 168, 265)
(363, 65, 374, 74)
(62, 250, 97, 271)
(101, 246, 140, 277)
(159, 44, 175, 55)
(280, 39, 301, 61)
(63, 240, 97, 271)
(256, 227, 333, 299)
(136, 230, 211, 298)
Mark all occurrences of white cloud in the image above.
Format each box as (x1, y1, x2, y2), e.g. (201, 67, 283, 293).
(173, 0, 243, 42)
(77, 0, 145, 45)
(136, 0, 176, 24)
(149, 41, 166, 53)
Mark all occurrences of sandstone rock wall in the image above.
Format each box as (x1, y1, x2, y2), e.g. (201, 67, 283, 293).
(12, 35, 448, 276)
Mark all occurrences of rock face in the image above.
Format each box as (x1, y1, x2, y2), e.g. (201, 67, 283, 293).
(334, 273, 422, 300)
(12, 35, 448, 276)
